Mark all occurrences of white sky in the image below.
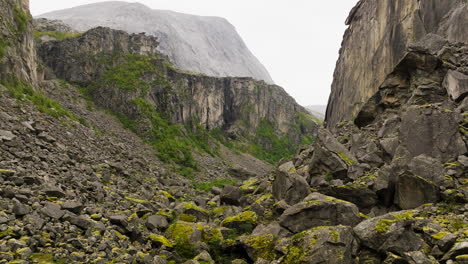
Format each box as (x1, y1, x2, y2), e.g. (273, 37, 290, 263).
(30, 0, 359, 106)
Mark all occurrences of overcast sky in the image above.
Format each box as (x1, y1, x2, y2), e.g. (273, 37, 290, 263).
(30, 0, 359, 106)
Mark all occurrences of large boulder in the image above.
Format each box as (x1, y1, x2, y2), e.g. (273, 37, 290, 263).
(281, 225, 357, 264)
(444, 70, 468, 101)
(353, 210, 427, 255)
(394, 172, 440, 210)
(272, 168, 311, 205)
(278, 193, 360, 233)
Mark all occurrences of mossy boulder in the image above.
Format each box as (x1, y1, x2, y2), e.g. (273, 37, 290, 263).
(353, 210, 427, 254)
(239, 233, 277, 261)
(175, 202, 209, 222)
(281, 225, 356, 264)
(221, 211, 258, 234)
(278, 192, 360, 233)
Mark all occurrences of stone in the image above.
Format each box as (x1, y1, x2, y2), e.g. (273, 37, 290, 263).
(61, 201, 84, 214)
(272, 170, 311, 205)
(220, 185, 241, 206)
(281, 225, 356, 264)
(13, 200, 31, 216)
(444, 70, 468, 101)
(41, 203, 65, 219)
(395, 172, 440, 210)
(442, 242, 468, 261)
(109, 215, 128, 227)
(69, 216, 94, 229)
(354, 210, 425, 255)
(278, 193, 360, 233)
(194, 250, 214, 264)
(146, 215, 169, 231)
(210, 187, 222, 195)
(407, 155, 445, 184)
(43, 186, 66, 198)
(0, 130, 16, 141)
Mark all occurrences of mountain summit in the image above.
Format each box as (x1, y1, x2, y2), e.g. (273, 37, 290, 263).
(37, 1, 274, 83)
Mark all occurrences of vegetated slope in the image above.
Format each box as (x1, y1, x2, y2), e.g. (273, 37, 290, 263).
(37, 1, 275, 84)
(36, 25, 318, 174)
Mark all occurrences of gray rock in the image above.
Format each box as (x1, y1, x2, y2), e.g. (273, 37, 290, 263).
(61, 201, 84, 214)
(444, 70, 468, 101)
(442, 242, 468, 261)
(272, 170, 311, 205)
(408, 155, 445, 184)
(0, 130, 16, 141)
(43, 186, 66, 198)
(41, 203, 65, 219)
(281, 225, 356, 264)
(395, 172, 440, 210)
(278, 192, 360, 233)
(146, 215, 169, 231)
(69, 216, 94, 229)
(109, 215, 128, 227)
(220, 185, 241, 206)
(13, 200, 31, 216)
(354, 210, 425, 254)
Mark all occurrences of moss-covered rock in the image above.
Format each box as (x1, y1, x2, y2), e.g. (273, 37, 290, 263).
(221, 211, 258, 234)
(282, 225, 356, 264)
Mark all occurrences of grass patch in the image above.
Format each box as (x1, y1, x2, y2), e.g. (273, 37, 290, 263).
(33, 31, 82, 41)
(192, 178, 238, 192)
(13, 5, 29, 34)
(1, 77, 79, 121)
(227, 120, 315, 164)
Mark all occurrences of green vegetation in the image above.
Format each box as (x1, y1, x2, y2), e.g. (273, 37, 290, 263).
(0, 38, 9, 59)
(33, 31, 82, 41)
(13, 5, 29, 34)
(1, 77, 79, 122)
(374, 210, 416, 233)
(101, 54, 157, 93)
(227, 120, 315, 164)
(192, 178, 238, 192)
(29, 253, 67, 264)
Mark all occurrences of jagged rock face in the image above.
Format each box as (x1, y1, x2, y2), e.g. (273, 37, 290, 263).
(36, 1, 274, 84)
(326, 0, 468, 127)
(37, 27, 314, 141)
(0, 0, 37, 86)
(33, 18, 77, 34)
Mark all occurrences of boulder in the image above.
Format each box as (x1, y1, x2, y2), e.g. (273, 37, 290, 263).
(278, 193, 360, 233)
(272, 170, 311, 205)
(395, 172, 440, 210)
(407, 155, 445, 184)
(281, 225, 357, 264)
(220, 185, 241, 206)
(444, 70, 468, 101)
(354, 210, 426, 255)
(40, 203, 65, 219)
(146, 215, 169, 231)
(12, 200, 31, 216)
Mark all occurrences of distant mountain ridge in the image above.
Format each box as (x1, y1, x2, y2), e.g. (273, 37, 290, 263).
(305, 105, 326, 120)
(37, 1, 274, 83)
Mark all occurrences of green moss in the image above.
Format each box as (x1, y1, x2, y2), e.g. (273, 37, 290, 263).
(178, 213, 196, 222)
(336, 152, 356, 165)
(374, 210, 416, 233)
(243, 234, 277, 260)
(431, 231, 450, 240)
(33, 31, 82, 41)
(222, 211, 257, 226)
(1, 77, 79, 122)
(29, 253, 66, 264)
(192, 178, 238, 192)
(329, 230, 339, 242)
(456, 255, 468, 260)
(125, 196, 147, 204)
(183, 202, 209, 214)
(165, 222, 197, 260)
(239, 178, 259, 191)
(149, 234, 174, 247)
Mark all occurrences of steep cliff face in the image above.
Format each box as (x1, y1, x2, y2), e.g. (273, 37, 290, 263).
(326, 0, 467, 127)
(38, 27, 314, 145)
(37, 1, 274, 84)
(0, 0, 38, 86)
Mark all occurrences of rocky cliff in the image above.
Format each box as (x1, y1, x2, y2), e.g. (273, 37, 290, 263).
(0, 0, 37, 86)
(326, 0, 467, 127)
(37, 1, 275, 84)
